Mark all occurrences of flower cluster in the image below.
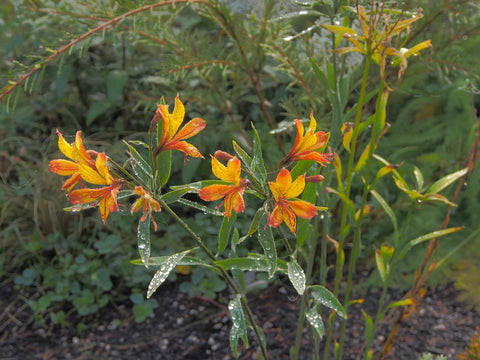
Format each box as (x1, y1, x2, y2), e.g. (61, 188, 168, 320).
(199, 112, 332, 234)
(51, 94, 331, 234)
(50, 96, 205, 227)
(49, 130, 123, 222)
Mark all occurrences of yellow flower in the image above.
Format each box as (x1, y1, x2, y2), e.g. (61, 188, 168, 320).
(281, 112, 333, 166)
(199, 155, 249, 218)
(153, 95, 206, 164)
(68, 153, 123, 223)
(49, 130, 97, 192)
(267, 169, 317, 234)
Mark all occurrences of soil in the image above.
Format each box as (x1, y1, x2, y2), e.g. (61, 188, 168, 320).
(0, 278, 478, 360)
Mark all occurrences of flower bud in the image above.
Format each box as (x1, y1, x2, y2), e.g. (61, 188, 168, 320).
(214, 150, 234, 161)
(305, 175, 325, 183)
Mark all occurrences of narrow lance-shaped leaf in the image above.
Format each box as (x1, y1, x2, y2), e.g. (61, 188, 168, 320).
(137, 213, 151, 266)
(124, 141, 153, 188)
(288, 258, 306, 295)
(238, 208, 264, 244)
(413, 166, 424, 191)
(310, 285, 347, 319)
(306, 309, 324, 338)
(147, 249, 191, 299)
(218, 212, 236, 254)
(370, 189, 399, 244)
(258, 213, 277, 278)
(251, 123, 268, 190)
(400, 227, 464, 259)
(232, 141, 252, 168)
(157, 150, 171, 186)
(427, 168, 468, 194)
(228, 294, 249, 356)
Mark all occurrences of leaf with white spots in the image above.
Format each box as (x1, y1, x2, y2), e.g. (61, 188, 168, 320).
(146, 250, 190, 299)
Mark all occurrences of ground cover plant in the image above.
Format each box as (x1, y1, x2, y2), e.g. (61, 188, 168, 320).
(1, 0, 480, 359)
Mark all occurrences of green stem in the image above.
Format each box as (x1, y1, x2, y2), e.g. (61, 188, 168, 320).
(337, 81, 385, 359)
(361, 205, 413, 359)
(158, 198, 269, 359)
(323, 56, 372, 360)
(291, 224, 318, 360)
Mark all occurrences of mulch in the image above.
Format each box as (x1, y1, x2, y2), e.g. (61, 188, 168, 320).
(0, 278, 478, 360)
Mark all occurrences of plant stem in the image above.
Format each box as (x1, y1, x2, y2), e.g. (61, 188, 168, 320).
(323, 56, 372, 360)
(337, 82, 385, 359)
(158, 198, 269, 359)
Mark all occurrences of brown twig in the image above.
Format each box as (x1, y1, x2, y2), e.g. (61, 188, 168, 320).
(0, 0, 213, 103)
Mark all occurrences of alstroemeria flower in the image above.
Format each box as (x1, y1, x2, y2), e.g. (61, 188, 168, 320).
(69, 153, 122, 222)
(199, 155, 249, 218)
(49, 130, 97, 192)
(153, 95, 206, 164)
(281, 112, 333, 166)
(131, 186, 161, 231)
(267, 169, 317, 234)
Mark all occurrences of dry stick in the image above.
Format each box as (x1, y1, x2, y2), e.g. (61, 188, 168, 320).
(375, 90, 480, 360)
(0, 0, 212, 102)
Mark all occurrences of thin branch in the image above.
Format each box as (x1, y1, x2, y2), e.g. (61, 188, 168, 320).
(0, 0, 212, 102)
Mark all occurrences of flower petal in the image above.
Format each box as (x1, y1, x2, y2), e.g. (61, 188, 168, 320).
(284, 174, 306, 199)
(49, 159, 78, 175)
(168, 95, 185, 140)
(164, 140, 203, 158)
(211, 156, 239, 183)
(172, 118, 206, 141)
(57, 130, 75, 160)
(288, 199, 317, 219)
(199, 184, 233, 201)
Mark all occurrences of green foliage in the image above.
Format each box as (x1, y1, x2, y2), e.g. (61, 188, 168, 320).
(1, 0, 480, 359)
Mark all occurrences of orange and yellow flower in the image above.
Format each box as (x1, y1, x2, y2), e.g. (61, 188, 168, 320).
(199, 155, 249, 218)
(281, 112, 333, 166)
(130, 186, 161, 231)
(153, 95, 206, 164)
(68, 152, 123, 222)
(49, 130, 97, 192)
(267, 168, 317, 234)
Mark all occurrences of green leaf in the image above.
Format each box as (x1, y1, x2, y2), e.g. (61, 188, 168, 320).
(413, 166, 424, 191)
(362, 310, 374, 343)
(107, 70, 128, 102)
(238, 209, 264, 244)
(147, 250, 191, 298)
(131, 255, 209, 268)
(157, 150, 172, 186)
(218, 212, 236, 254)
(258, 213, 277, 278)
(400, 227, 464, 259)
(214, 255, 288, 273)
(306, 309, 324, 338)
(370, 189, 399, 243)
(228, 294, 249, 353)
(124, 141, 153, 188)
(385, 298, 413, 310)
(160, 188, 190, 204)
(137, 214, 151, 266)
(310, 285, 346, 319)
(232, 140, 252, 166)
(86, 101, 111, 126)
(251, 123, 268, 188)
(427, 167, 468, 194)
(177, 198, 224, 216)
(288, 258, 306, 295)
